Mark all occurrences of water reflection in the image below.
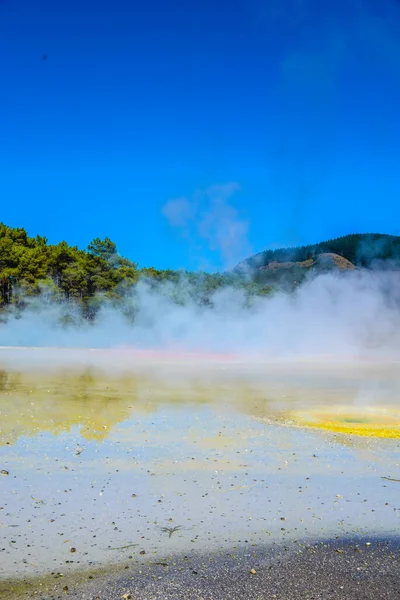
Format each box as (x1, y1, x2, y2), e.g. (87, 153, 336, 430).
(1, 363, 400, 447)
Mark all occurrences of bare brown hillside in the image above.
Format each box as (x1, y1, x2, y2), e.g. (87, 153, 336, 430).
(259, 252, 355, 273)
(315, 253, 356, 270)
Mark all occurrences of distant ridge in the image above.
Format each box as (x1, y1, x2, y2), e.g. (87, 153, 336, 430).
(235, 233, 400, 289)
(240, 233, 400, 271)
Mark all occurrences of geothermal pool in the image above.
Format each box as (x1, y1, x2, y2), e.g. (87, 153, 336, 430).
(1, 348, 400, 586)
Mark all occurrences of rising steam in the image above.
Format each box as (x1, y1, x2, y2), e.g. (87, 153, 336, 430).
(1, 268, 400, 360)
(162, 183, 251, 270)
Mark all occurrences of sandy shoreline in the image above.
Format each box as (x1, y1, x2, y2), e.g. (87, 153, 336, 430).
(2, 536, 399, 599)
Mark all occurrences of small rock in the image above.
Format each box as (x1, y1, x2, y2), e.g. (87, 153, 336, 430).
(63, 585, 69, 592)
(1, 470, 9, 476)
(122, 594, 132, 599)
(70, 548, 76, 553)
(250, 568, 257, 575)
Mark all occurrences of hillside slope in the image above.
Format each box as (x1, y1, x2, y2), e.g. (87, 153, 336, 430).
(236, 233, 400, 288)
(242, 233, 400, 269)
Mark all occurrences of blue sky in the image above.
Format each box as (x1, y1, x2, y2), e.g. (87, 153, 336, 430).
(1, 0, 400, 270)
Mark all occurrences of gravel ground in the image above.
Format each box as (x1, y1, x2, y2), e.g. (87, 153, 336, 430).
(3, 536, 400, 600)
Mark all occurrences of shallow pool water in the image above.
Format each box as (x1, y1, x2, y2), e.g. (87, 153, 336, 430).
(1, 349, 400, 580)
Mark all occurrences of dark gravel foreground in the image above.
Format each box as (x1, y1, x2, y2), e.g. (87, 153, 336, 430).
(2, 537, 400, 600)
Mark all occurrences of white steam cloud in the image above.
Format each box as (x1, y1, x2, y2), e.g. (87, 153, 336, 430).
(1, 269, 400, 361)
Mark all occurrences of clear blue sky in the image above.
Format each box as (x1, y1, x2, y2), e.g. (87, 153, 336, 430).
(1, 0, 400, 270)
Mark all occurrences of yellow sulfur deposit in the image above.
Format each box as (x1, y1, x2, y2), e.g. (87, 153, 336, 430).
(289, 406, 400, 438)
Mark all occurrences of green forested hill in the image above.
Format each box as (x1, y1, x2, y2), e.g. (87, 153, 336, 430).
(242, 233, 400, 270)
